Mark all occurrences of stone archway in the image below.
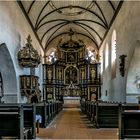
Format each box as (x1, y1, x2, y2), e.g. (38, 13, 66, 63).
(0, 43, 17, 103)
(126, 40, 140, 103)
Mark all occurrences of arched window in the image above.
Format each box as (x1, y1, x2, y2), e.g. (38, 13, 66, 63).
(105, 43, 109, 69)
(111, 30, 116, 78)
(46, 51, 57, 63)
(100, 52, 103, 74)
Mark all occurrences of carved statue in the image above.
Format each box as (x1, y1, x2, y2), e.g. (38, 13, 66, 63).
(91, 69, 96, 80)
(48, 70, 52, 80)
(81, 69, 85, 79)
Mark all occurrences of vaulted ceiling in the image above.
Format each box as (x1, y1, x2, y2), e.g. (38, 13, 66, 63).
(18, 0, 123, 53)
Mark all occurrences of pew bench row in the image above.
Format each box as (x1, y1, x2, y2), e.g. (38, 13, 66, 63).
(0, 101, 63, 139)
(81, 101, 140, 139)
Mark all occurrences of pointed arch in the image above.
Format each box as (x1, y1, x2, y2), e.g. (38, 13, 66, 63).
(0, 43, 17, 102)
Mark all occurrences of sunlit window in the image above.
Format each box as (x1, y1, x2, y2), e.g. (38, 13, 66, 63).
(47, 51, 57, 63)
(111, 30, 116, 78)
(105, 43, 109, 69)
(100, 52, 103, 74)
(86, 49, 97, 63)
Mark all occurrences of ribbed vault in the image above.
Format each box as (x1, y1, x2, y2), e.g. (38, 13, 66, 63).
(18, 0, 123, 54)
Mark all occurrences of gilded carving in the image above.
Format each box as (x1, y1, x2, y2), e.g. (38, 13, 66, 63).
(17, 35, 41, 68)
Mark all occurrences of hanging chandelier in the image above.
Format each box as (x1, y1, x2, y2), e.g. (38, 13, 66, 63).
(17, 35, 41, 68)
(58, 28, 85, 52)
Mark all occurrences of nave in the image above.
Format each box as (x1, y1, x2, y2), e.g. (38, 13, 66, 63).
(37, 107, 118, 139)
(1, 1, 140, 139)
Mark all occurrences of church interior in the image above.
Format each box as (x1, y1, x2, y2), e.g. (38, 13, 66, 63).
(0, 1, 140, 139)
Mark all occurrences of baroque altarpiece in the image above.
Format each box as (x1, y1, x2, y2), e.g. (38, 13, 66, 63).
(43, 38, 101, 101)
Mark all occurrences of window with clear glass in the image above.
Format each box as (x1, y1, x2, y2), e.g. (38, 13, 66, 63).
(100, 52, 103, 74)
(111, 30, 116, 78)
(105, 43, 109, 69)
(46, 51, 57, 64)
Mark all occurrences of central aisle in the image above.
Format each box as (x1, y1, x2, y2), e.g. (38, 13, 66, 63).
(37, 108, 118, 139)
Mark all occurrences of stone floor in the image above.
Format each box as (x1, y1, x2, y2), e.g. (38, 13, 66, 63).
(36, 108, 118, 139)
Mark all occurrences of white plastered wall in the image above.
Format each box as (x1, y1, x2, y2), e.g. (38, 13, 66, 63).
(99, 1, 140, 103)
(0, 2, 43, 103)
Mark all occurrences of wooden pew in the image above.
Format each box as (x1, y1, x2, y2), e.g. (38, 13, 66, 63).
(119, 109, 140, 139)
(34, 101, 63, 133)
(57, 101, 63, 113)
(95, 102, 120, 128)
(55, 101, 60, 115)
(0, 101, 63, 139)
(55, 102, 58, 115)
(0, 104, 27, 139)
(90, 102, 96, 123)
(23, 104, 36, 139)
(89, 102, 95, 121)
(36, 102, 47, 128)
(35, 101, 62, 128)
(119, 103, 140, 139)
(87, 101, 91, 119)
(85, 101, 94, 121)
(46, 101, 63, 123)
(47, 102, 52, 122)
(80, 101, 86, 113)
(122, 103, 139, 110)
(52, 102, 55, 118)
(0, 103, 36, 139)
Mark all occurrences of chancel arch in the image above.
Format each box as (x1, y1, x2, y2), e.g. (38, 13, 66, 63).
(43, 31, 101, 100)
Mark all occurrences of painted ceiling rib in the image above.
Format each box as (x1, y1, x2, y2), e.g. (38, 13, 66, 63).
(95, 1, 108, 27)
(74, 19, 107, 29)
(44, 21, 100, 48)
(27, 0, 35, 14)
(18, 1, 123, 52)
(108, 0, 116, 11)
(35, 1, 50, 29)
(74, 21, 102, 41)
(37, 19, 106, 31)
(17, 1, 44, 52)
(73, 22, 98, 43)
(45, 32, 98, 51)
(76, 32, 98, 48)
(45, 23, 69, 46)
(99, 1, 123, 49)
(41, 21, 69, 42)
(36, 6, 107, 29)
(36, 19, 69, 31)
